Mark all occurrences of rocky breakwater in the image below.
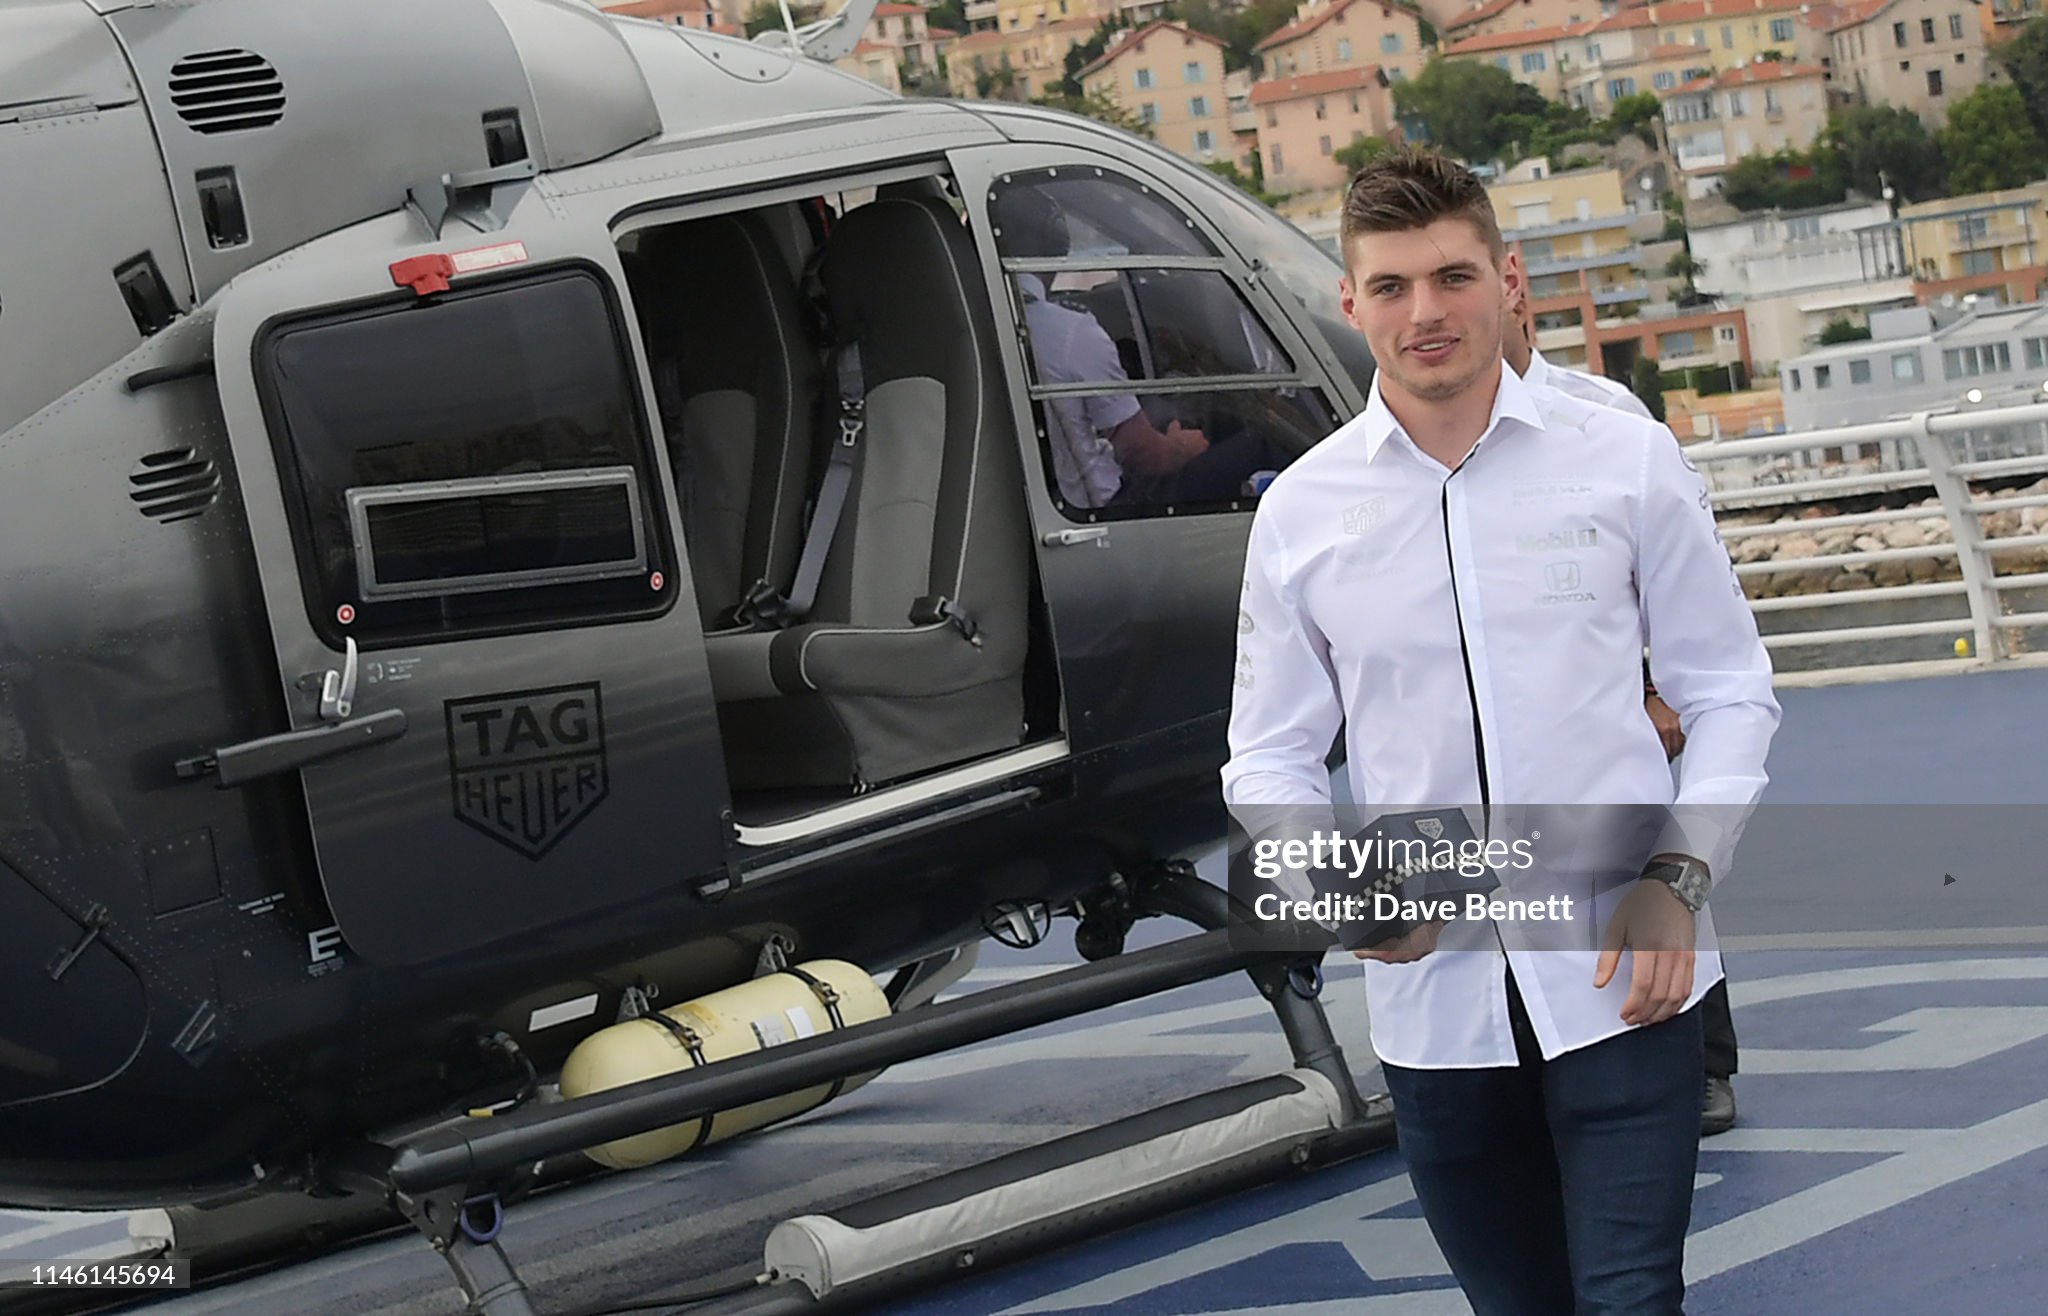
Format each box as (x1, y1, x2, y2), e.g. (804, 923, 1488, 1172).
(1725, 476, 2048, 600)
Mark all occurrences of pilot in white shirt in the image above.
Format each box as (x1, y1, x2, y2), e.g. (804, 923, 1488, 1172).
(1222, 147, 1778, 1315)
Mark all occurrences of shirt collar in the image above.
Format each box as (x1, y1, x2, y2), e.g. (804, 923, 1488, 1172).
(1523, 346, 1555, 391)
(1016, 271, 1047, 303)
(1353, 359, 1547, 465)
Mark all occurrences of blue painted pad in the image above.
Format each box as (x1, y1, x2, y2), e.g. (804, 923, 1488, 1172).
(896, 672, 2048, 1315)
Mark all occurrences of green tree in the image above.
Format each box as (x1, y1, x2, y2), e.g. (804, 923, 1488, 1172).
(925, 0, 967, 33)
(1663, 249, 1705, 298)
(1754, 48, 1785, 61)
(1392, 58, 1532, 163)
(1333, 133, 1393, 175)
(1060, 16, 1129, 97)
(1830, 104, 1945, 204)
(1720, 147, 1848, 211)
(744, 0, 783, 37)
(1610, 91, 1662, 132)
(1630, 355, 1667, 424)
(1205, 158, 1282, 206)
(1817, 316, 1872, 344)
(1990, 15, 2048, 147)
(1939, 83, 2048, 194)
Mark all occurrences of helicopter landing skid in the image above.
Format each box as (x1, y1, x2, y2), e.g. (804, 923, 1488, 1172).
(325, 865, 1372, 1315)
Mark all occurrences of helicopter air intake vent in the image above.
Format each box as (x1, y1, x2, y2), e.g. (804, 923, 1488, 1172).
(167, 50, 286, 135)
(130, 449, 222, 524)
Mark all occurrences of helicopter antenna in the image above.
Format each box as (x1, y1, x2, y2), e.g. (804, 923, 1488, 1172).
(751, 0, 881, 63)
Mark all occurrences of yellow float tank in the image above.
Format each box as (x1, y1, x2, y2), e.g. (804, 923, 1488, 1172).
(559, 960, 889, 1169)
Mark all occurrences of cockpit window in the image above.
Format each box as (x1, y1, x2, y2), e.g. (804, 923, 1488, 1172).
(995, 168, 1218, 260)
(258, 266, 674, 648)
(989, 170, 1333, 520)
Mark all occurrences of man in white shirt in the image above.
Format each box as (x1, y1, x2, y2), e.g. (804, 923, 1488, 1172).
(1222, 148, 1778, 1313)
(1504, 288, 1746, 1137)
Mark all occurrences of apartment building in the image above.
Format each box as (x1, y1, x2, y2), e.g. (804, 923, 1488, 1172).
(1080, 21, 1234, 161)
(603, 0, 727, 32)
(1825, 0, 1991, 126)
(1254, 0, 1429, 84)
(836, 41, 906, 91)
(1441, 24, 1575, 99)
(1687, 201, 1916, 366)
(1659, 60, 1829, 198)
(946, 16, 1098, 98)
(1851, 182, 2048, 305)
(1492, 165, 1751, 376)
(1558, 17, 1720, 115)
(1441, 0, 1599, 42)
(1629, 0, 1833, 67)
(1779, 301, 2048, 432)
(1253, 65, 1398, 194)
(859, 3, 944, 73)
(1491, 166, 1652, 370)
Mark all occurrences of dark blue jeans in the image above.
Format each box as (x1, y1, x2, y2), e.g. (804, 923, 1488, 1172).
(1380, 972, 1704, 1315)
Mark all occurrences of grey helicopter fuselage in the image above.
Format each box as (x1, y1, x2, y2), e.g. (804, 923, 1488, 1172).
(0, 0, 1372, 1210)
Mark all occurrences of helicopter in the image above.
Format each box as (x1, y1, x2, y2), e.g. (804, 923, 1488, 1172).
(0, 0, 1391, 1310)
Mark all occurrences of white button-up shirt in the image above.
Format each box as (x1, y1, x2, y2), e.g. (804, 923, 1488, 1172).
(1016, 273, 1138, 508)
(1524, 347, 1654, 420)
(1222, 364, 1779, 1068)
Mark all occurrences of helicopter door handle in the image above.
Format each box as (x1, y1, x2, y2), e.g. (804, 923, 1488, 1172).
(176, 709, 408, 789)
(1042, 526, 1109, 548)
(320, 638, 359, 723)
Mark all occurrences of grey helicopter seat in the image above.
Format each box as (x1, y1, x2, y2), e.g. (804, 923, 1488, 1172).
(632, 212, 816, 630)
(707, 193, 1032, 790)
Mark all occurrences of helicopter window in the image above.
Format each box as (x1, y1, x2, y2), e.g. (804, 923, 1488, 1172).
(993, 169, 1217, 259)
(991, 174, 1332, 517)
(258, 266, 675, 648)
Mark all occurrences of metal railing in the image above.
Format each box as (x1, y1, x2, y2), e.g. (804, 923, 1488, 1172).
(1685, 401, 2048, 672)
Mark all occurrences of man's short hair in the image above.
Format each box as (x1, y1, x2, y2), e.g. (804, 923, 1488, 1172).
(1339, 147, 1506, 266)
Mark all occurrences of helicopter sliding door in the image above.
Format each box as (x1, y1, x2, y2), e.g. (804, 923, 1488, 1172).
(211, 222, 730, 967)
(953, 144, 1347, 755)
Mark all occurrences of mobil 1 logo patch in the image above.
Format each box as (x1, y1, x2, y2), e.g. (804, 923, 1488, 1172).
(445, 683, 608, 859)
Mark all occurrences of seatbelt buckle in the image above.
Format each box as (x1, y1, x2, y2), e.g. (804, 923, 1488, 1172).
(912, 594, 980, 646)
(734, 578, 793, 630)
(837, 398, 865, 447)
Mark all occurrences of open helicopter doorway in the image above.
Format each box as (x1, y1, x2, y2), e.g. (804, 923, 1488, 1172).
(615, 169, 1068, 842)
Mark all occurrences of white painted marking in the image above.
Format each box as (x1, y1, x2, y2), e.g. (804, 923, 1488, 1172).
(527, 993, 600, 1033)
(786, 1006, 816, 1040)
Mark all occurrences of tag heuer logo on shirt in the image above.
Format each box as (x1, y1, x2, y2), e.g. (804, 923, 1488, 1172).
(1416, 816, 1445, 841)
(1342, 497, 1387, 536)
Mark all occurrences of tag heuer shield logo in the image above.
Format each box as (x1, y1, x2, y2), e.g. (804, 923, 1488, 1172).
(446, 683, 608, 859)
(1416, 816, 1445, 841)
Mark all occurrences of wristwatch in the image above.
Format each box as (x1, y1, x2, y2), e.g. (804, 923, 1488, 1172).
(1643, 855, 1711, 913)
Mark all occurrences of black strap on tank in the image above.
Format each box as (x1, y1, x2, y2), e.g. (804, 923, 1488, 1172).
(640, 1013, 715, 1151)
(781, 966, 850, 1103)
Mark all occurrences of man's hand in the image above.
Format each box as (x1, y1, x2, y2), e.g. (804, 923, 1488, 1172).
(1593, 880, 1696, 1026)
(1646, 693, 1686, 760)
(1354, 920, 1446, 964)
(1162, 419, 1209, 466)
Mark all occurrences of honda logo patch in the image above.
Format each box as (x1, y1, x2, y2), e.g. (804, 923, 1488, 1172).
(446, 683, 608, 858)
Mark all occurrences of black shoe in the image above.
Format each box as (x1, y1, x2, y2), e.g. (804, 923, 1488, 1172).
(1702, 1075, 1736, 1137)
